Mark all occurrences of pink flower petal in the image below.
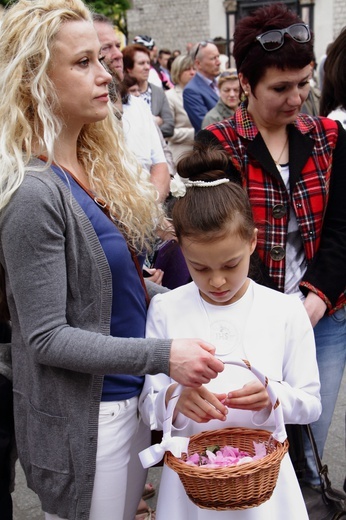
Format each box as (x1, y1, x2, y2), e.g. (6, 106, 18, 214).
(184, 442, 267, 467)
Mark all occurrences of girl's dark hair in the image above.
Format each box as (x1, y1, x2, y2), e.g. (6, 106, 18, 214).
(119, 73, 139, 101)
(234, 3, 314, 90)
(320, 27, 346, 116)
(172, 143, 255, 243)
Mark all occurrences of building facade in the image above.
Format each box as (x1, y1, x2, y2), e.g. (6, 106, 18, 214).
(127, 0, 346, 74)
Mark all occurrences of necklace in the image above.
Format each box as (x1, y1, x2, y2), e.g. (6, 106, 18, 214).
(273, 134, 289, 173)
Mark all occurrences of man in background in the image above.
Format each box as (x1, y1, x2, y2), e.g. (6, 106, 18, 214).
(157, 48, 174, 88)
(93, 15, 170, 203)
(183, 41, 221, 132)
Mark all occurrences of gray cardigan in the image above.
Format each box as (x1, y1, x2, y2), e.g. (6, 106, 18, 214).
(0, 163, 171, 519)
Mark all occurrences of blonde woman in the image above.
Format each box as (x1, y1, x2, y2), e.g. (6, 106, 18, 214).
(202, 70, 241, 128)
(165, 55, 196, 165)
(0, 2, 224, 520)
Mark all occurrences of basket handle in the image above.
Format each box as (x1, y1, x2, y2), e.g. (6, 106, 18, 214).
(139, 357, 287, 468)
(221, 357, 287, 443)
(139, 382, 188, 468)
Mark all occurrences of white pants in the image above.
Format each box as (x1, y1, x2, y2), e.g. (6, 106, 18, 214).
(123, 417, 151, 520)
(45, 397, 139, 520)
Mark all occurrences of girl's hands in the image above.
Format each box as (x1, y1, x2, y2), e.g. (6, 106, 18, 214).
(165, 379, 271, 425)
(223, 380, 271, 412)
(166, 384, 228, 423)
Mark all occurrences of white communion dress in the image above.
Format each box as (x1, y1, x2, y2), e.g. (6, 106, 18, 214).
(139, 280, 321, 519)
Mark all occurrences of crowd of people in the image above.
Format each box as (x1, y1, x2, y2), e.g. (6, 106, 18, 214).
(0, 1, 345, 520)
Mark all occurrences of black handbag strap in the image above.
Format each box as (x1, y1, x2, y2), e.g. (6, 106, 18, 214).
(304, 424, 346, 515)
(304, 424, 326, 480)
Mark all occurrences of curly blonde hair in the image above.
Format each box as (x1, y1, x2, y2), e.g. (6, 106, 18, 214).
(0, 0, 162, 252)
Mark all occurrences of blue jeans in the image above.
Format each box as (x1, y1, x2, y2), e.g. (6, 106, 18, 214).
(303, 307, 346, 485)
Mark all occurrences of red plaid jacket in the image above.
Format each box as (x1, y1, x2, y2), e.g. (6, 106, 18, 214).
(198, 104, 346, 313)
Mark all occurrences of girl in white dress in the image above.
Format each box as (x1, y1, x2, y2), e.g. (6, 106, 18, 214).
(139, 144, 321, 519)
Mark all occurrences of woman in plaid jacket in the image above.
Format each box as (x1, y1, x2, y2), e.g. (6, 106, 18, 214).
(197, 2, 346, 498)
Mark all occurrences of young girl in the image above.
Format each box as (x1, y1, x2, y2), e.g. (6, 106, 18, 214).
(139, 145, 321, 519)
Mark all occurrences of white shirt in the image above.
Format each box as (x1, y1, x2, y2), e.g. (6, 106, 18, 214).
(328, 107, 346, 129)
(279, 164, 307, 298)
(149, 67, 163, 88)
(122, 95, 166, 172)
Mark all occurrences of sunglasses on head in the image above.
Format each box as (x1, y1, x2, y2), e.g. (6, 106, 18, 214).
(193, 40, 213, 61)
(256, 23, 311, 51)
(219, 71, 238, 79)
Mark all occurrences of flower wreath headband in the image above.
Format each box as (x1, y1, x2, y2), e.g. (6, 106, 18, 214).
(170, 173, 230, 198)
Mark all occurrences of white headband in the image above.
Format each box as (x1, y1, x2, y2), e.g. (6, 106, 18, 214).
(185, 178, 230, 188)
(170, 174, 230, 198)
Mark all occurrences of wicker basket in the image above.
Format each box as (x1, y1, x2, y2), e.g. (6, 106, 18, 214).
(140, 358, 289, 511)
(165, 426, 288, 510)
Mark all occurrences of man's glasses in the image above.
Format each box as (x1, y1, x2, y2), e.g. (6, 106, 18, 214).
(192, 40, 213, 61)
(256, 23, 311, 51)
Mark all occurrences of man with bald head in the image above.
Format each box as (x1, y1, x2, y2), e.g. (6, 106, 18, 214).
(183, 41, 221, 132)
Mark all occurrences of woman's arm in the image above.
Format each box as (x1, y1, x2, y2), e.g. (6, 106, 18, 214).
(300, 121, 346, 309)
(0, 175, 170, 375)
(0, 174, 223, 385)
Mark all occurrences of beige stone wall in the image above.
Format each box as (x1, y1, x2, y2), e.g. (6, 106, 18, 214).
(127, 0, 210, 53)
(333, 0, 346, 37)
(126, 0, 346, 60)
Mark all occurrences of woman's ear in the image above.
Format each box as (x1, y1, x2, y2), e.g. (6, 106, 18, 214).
(238, 73, 250, 96)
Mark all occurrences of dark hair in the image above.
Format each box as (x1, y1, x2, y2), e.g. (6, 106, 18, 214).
(118, 73, 138, 101)
(320, 27, 346, 116)
(122, 44, 150, 72)
(234, 3, 314, 90)
(159, 48, 171, 57)
(172, 144, 255, 243)
(167, 55, 176, 73)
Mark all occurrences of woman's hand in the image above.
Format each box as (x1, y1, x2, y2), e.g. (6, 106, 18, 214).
(224, 380, 271, 412)
(154, 115, 163, 127)
(169, 338, 224, 387)
(303, 291, 327, 328)
(165, 384, 228, 423)
(143, 267, 164, 285)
